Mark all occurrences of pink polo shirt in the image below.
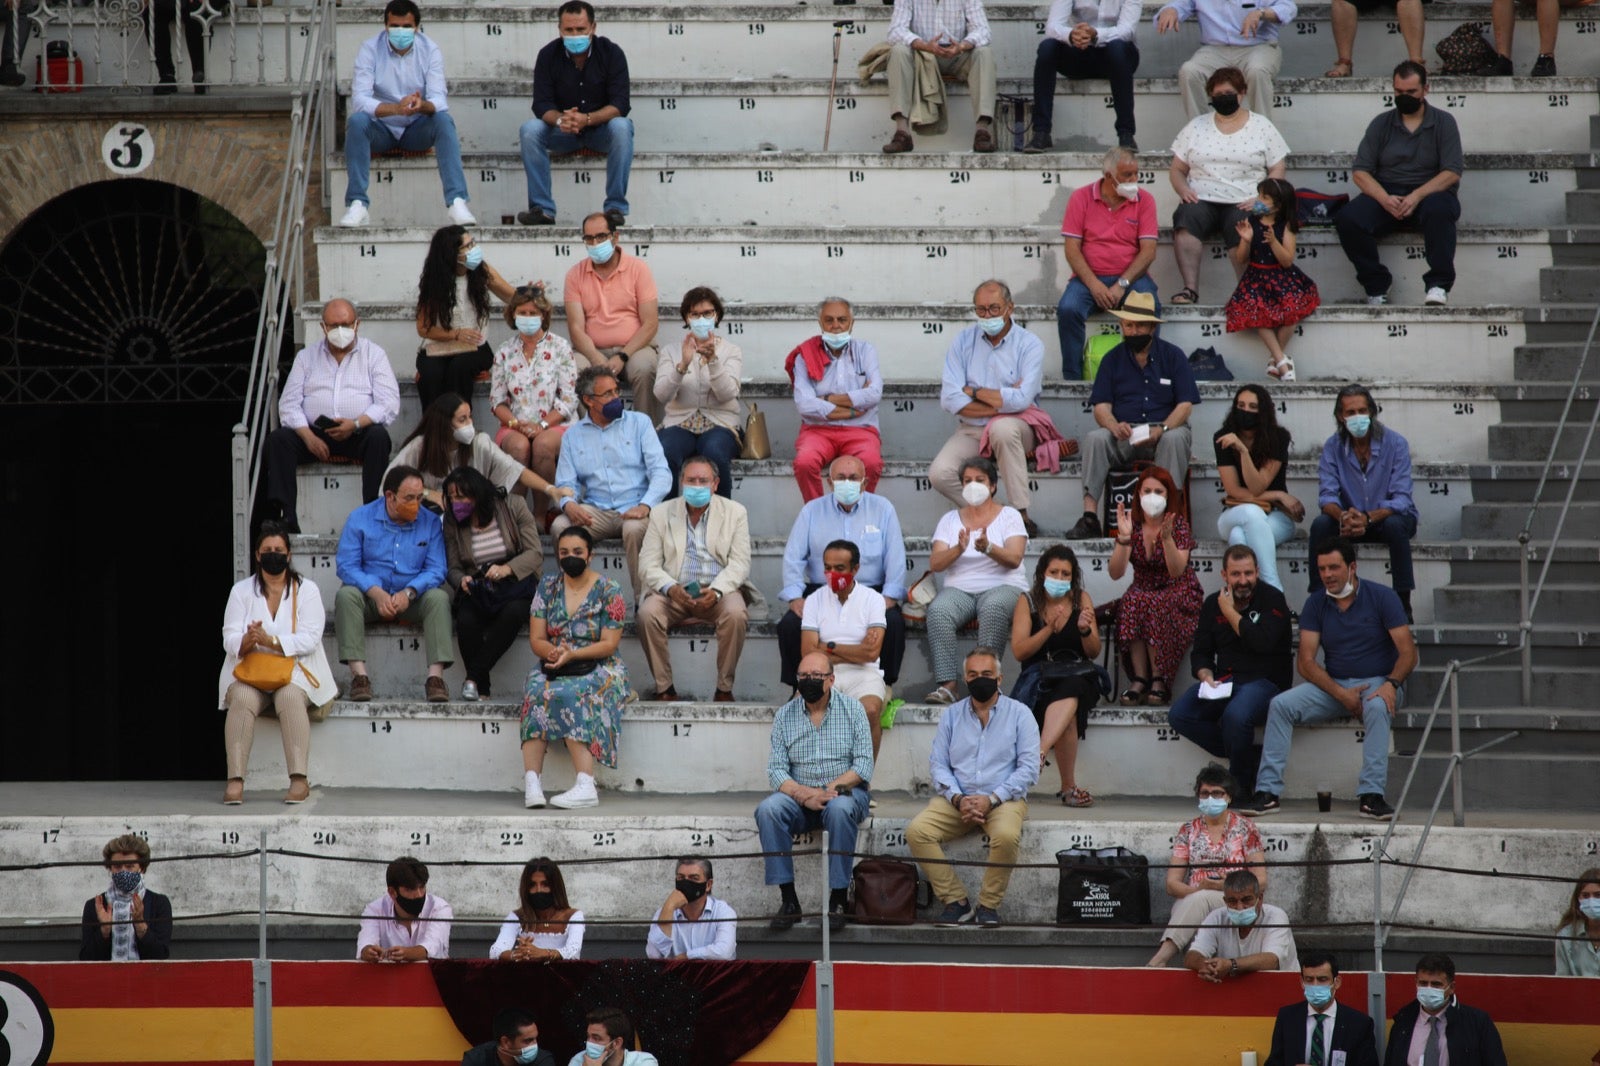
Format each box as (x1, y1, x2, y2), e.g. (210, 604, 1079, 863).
(1061, 180, 1159, 278)
(564, 252, 659, 349)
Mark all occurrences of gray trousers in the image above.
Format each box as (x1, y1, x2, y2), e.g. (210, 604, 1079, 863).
(927, 586, 1023, 682)
(1081, 425, 1194, 509)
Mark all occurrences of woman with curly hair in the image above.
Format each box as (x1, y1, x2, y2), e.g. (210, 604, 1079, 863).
(414, 224, 517, 409)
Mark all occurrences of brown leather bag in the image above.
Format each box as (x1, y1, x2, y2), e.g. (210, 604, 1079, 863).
(851, 858, 918, 925)
(739, 402, 772, 460)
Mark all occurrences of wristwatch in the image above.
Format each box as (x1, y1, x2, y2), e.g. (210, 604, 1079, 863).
(538, 418, 549, 430)
(1118, 277, 1132, 288)
(826, 641, 836, 651)
(1385, 677, 1403, 689)
(508, 418, 520, 428)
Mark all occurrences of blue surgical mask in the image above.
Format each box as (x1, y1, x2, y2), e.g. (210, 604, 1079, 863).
(1250, 200, 1272, 216)
(386, 26, 415, 50)
(832, 479, 862, 507)
(977, 315, 1006, 337)
(111, 870, 143, 894)
(584, 1041, 607, 1061)
(821, 330, 851, 350)
(1416, 987, 1449, 1011)
(1227, 906, 1258, 927)
(564, 34, 591, 55)
(682, 485, 713, 508)
(515, 315, 544, 336)
(511, 1047, 540, 1065)
(464, 246, 484, 270)
(1579, 898, 1600, 920)
(688, 316, 716, 339)
(1304, 984, 1334, 1008)
(1345, 414, 1372, 438)
(1197, 796, 1229, 818)
(1043, 577, 1073, 598)
(600, 397, 625, 422)
(586, 239, 614, 264)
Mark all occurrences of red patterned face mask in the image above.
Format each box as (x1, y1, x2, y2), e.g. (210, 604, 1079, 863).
(827, 571, 853, 594)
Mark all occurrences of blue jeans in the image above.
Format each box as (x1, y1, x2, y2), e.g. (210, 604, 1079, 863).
(1255, 676, 1403, 798)
(1032, 38, 1139, 140)
(1166, 677, 1280, 795)
(1057, 275, 1159, 378)
(1307, 511, 1418, 593)
(755, 788, 872, 890)
(345, 111, 467, 207)
(1217, 504, 1296, 591)
(518, 116, 634, 217)
(658, 424, 739, 499)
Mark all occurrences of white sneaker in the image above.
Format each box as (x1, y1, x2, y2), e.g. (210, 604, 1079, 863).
(1365, 293, 1388, 307)
(446, 198, 476, 226)
(523, 771, 546, 809)
(1424, 286, 1448, 306)
(550, 773, 599, 809)
(461, 680, 480, 701)
(338, 202, 370, 227)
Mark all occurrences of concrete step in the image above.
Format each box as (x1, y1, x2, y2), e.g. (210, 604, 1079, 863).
(1459, 499, 1600, 538)
(1402, 667, 1600, 713)
(305, 301, 1530, 387)
(1540, 264, 1600, 302)
(1548, 225, 1600, 264)
(1465, 461, 1600, 502)
(324, 5, 1600, 83)
(1522, 303, 1600, 345)
(1487, 387, 1600, 422)
(1411, 621, 1600, 667)
(1385, 751, 1600, 810)
(360, 76, 1600, 154)
(1511, 342, 1600, 381)
(329, 150, 1590, 229)
(1442, 538, 1600, 583)
(1565, 189, 1600, 224)
(313, 222, 1551, 308)
(1433, 581, 1600, 624)
(1485, 421, 1600, 461)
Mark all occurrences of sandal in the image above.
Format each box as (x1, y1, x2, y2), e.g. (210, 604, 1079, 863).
(928, 684, 958, 705)
(1267, 357, 1295, 382)
(1119, 676, 1150, 706)
(1061, 786, 1095, 808)
(1146, 681, 1171, 706)
(1324, 57, 1353, 78)
(1170, 288, 1199, 305)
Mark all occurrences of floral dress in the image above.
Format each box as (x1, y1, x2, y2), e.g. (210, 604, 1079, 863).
(1116, 515, 1204, 686)
(491, 332, 579, 426)
(1171, 811, 1264, 888)
(520, 573, 630, 766)
(1224, 218, 1321, 332)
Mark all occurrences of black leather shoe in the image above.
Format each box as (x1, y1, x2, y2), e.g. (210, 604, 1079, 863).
(1065, 512, 1103, 539)
(769, 899, 802, 932)
(517, 208, 556, 226)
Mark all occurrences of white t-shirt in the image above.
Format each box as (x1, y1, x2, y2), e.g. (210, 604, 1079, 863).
(932, 507, 1031, 594)
(802, 583, 888, 669)
(1170, 112, 1291, 204)
(1190, 903, 1299, 971)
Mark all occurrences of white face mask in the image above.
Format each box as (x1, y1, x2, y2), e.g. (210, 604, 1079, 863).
(1139, 492, 1167, 518)
(1115, 181, 1140, 200)
(1330, 579, 1356, 599)
(453, 424, 476, 445)
(326, 325, 356, 350)
(961, 481, 991, 507)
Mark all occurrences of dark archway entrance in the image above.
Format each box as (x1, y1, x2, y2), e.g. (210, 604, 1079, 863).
(0, 179, 265, 781)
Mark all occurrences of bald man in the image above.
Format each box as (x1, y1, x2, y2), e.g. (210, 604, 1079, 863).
(265, 298, 401, 532)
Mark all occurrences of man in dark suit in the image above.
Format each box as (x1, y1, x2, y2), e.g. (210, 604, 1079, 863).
(1383, 953, 1508, 1066)
(461, 1007, 555, 1066)
(1265, 950, 1379, 1066)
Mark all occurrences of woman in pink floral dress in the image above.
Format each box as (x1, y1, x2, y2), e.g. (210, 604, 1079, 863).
(491, 284, 579, 522)
(519, 527, 630, 810)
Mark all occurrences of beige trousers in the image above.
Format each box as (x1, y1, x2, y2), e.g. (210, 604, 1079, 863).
(887, 43, 998, 123)
(907, 795, 1028, 910)
(1178, 43, 1283, 123)
(636, 590, 749, 694)
(224, 681, 311, 779)
(599, 344, 660, 425)
(1160, 888, 1226, 951)
(929, 420, 1037, 511)
(549, 507, 649, 603)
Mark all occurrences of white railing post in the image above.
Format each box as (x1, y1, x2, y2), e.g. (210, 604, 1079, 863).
(815, 828, 835, 1066)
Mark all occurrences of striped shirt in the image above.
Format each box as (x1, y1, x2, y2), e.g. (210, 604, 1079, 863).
(469, 524, 509, 565)
(887, 0, 992, 48)
(767, 689, 875, 790)
(678, 509, 721, 591)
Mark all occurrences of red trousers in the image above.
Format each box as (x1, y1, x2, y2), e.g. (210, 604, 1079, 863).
(793, 424, 884, 501)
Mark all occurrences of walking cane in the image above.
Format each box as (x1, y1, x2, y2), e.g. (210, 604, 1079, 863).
(824, 21, 851, 151)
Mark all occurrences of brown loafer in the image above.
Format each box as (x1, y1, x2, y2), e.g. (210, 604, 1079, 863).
(881, 130, 914, 154)
(425, 676, 448, 703)
(653, 686, 680, 702)
(973, 126, 996, 153)
(284, 777, 311, 804)
(713, 689, 735, 703)
(348, 673, 373, 702)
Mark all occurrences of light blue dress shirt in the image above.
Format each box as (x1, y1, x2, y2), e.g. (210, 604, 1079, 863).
(939, 323, 1045, 427)
(929, 694, 1041, 803)
(792, 339, 884, 429)
(1154, 0, 1297, 45)
(349, 30, 450, 141)
(335, 497, 447, 596)
(556, 411, 672, 513)
(779, 492, 908, 602)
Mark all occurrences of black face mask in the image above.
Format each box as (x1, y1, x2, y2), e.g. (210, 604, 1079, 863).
(796, 678, 827, 704)
(528, 890, 556, 911)
(559, 556, 588, 578)
(675, 878, 708, 903)
(258, 551, 290, 576)
(1393, 93, 1423, 115)
(1209, 93, 1241, 116)
(394, 892, 426, 916)
(1123, 332, 1153, 354)
(1233, 409, 1260, 431)
(967, 676, 999, 703)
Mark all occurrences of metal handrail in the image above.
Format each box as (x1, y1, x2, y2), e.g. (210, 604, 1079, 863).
(231, 0, 337, 579)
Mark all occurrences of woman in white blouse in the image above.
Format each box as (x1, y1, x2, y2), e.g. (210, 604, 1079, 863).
(1167, 66, 1290, 305)
(655, 286, 744, 497)
(387, 391, 570, 514)
(218, 522, 335, 805)
(490, 857, 585, 961)
(924, 457, 1031, 704)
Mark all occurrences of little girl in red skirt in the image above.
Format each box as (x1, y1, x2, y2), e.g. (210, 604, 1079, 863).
(1224, 177, 1320, 382)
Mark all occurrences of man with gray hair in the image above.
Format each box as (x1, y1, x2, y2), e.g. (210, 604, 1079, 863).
(1055, 147, 1161, 379)
(1184, 869, 1299, 976)
(930, 280, 1046, 536)
(788, 296, 885, 502)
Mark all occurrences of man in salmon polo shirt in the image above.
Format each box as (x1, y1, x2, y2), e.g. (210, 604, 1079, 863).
(564, 208, 661, 423)
(1056, 146, 1160, 379)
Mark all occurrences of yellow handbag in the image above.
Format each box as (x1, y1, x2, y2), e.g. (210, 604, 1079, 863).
(233, 584, 316, 692)
(739, 403, 772, 460)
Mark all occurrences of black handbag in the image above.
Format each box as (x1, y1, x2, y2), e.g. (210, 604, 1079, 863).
(541, 658, 599, 679)
(470, 570, 539, 615)
(1055, 846, 1152, 925)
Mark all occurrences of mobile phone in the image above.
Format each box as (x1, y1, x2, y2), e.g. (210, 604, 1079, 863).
(685, 581, 701, 596)
(313, 415, 339, 430)
(835, 784, 852, 796)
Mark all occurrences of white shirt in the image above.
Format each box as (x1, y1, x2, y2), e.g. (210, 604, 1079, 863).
(886, 0, 991, 47)
(278, 336, 401, 430)
(356, 894, 454, 959)
(217, 575, 335, 709)
(1045, 0, 1143, 44)
(932, 507, 1031, 594)
(802, 583, 887, 672)
(1303, 1001, 1339, 1064)
(566, 1053, 660, 1066)
(645, 895, 737, 960)
(1190, 903, 1299, 971)
(1170, 112, 1292, 204)
(487, 910, 586, 959)
(387, 432, 529, 494)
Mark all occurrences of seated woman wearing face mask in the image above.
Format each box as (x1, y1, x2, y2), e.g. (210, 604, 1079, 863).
(491, 284, 580, 523)
(81, 834, 173, 960)
(1108, 465, 1203, 706)
(489, 856, 585, 961)
(387, 391, 570, 515)
(654, 286, 743, 498)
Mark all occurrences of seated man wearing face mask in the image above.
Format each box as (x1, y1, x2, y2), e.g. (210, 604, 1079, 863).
(788, 296, 885, 502)
(1185, 869, 1299, 979)
(569, 1008, 659, 1066)
(358, 856, 453, 962)
(461, 1008, 555, 1066)
(645, 857, 736, 960)
(81, 834, 173, 961)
